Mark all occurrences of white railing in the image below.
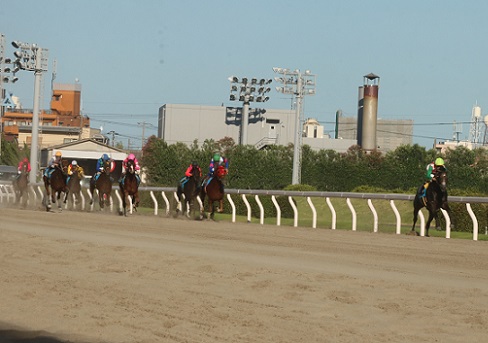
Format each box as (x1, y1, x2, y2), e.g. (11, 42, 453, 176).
(1, 181, 487, 241)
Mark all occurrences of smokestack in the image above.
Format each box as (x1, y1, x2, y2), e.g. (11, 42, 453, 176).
(360, 73, 380, 152)
(357, 86, 364, 146)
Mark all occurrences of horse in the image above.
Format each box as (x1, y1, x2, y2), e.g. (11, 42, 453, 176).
(90, 159, 113, 210)
(13, 163, 29, 208)
(43, 162, 68, 212)
(175, 164, 201, 219)
(65, 166, 84, 209)
(119, 159, 140, 216)
(199, 165, 226, 220)
(411, 167, 451, 237)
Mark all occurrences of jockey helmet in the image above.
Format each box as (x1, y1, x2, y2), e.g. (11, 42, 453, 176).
(213, 153, 220, 162)
(55, 151, 62, 157)
(72, 160, 77, 166)
(435, 157, 444, 166)
(23, 157, 29, 162)
(192, 161, 198, 166)
(102, 153, 109, 160)
(128, 153, 135, 160)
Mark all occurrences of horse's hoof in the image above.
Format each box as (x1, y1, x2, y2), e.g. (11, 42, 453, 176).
(407, 231, 419, 236)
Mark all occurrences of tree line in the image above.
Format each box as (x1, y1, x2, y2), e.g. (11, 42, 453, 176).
(141, 135, 488, 196)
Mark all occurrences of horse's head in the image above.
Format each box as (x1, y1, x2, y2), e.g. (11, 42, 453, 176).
(215, 165, 227, 179)
(102, 159, 112, 174)
(434, 169, 448, 192)
(127, 159, 135, 174)
(21, 162, 28, 173)
(191, 164, 201, 180)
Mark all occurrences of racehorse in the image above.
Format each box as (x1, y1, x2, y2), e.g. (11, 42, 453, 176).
(199, 165, 226, 220)
(90, 159, 113, 210)
(411, 167, 451, 237)
(119, 159, 140, 216)
(65, 166, 84, 209)
(43, 162, 68, 212)
(13, 163, 29, 208)
(175, 164, 201, 218)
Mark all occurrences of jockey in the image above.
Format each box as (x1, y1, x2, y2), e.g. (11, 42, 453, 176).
(44, 151, 63, 178)
(67, 160, 84, 184)
(208, 152, 229, 177)
(17, 157, 31, 174)
(92, 153, 115, 183)
(120, 153, 141, 185)
(180, 161, 202, 188)
(421, 157, 446, 196)
(202, 152, 228, 190)
(16, 157, 31, 180)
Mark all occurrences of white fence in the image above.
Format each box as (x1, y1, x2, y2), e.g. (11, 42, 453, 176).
(1, 181, 487, 241)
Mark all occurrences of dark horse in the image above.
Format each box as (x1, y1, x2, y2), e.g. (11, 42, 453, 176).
(119, 159, 140, 216)
(43, 162, 68, 212)
(175, 164, 201, 218)
(90, 159, 113, 210)
(65, 167, 84, 209)
(13, 163, 29, 208)
(412, 167, 451, 237)
(199, 165, 226, 220)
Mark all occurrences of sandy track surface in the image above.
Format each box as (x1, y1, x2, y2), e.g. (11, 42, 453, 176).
(0, 207, 487, 343)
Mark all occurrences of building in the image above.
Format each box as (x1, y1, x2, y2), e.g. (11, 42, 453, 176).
(1, 83, 92, 147)
(336, 115, 413, 152)
(41, 139, 127, 179)
(158, 104, 411, 153)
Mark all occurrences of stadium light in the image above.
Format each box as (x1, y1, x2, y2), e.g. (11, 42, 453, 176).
(11, 39, 49, 184)
(273, 67, 316, 185)
(229, 75, 272, 145)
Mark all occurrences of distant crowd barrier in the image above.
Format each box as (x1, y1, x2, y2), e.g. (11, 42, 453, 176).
(1, 181, 487, 241)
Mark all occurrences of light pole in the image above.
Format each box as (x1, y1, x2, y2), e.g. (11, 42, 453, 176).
(228, 76, 272, 145)
(273, 67, 316, 185)
(12, 40, 49, 183)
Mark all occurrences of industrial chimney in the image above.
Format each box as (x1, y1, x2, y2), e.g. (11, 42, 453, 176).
(358, 73, 380, 152)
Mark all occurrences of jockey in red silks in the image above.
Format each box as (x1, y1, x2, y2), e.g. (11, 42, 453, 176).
(18, 157, 31, 173)
(180, 161, 202, 189)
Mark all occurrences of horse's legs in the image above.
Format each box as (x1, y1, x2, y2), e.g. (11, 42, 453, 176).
(217, 199, 224, 213)
(425, 210, 436, 237)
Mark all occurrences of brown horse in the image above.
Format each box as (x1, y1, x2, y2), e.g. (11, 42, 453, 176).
(119, 159, 140, 216)
(200, 165, 226, 220)
(43, 161, 68, 212)
(90, 159, 113, 210)
(412, 167, 451, 237)
(65, 166, 84, 209)
(13, 163, 29, 208)
(175, 164, 201, 219)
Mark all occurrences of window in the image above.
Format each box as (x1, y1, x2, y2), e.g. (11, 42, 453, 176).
(266, 119, 280, 124)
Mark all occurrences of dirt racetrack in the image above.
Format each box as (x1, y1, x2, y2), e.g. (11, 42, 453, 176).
(1, 207, 487, 343)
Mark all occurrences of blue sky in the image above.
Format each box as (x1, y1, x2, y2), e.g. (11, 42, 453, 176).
(2, 0, 488, 149)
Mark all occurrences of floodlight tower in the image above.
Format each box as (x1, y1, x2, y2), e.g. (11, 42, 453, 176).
(12, 40, 49, 183)
(0, 33, 20, 156)
(273, 67, 316, 185)
(228, 76, 272, 145)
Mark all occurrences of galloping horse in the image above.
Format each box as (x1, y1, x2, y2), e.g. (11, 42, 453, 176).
(65, 166, 84, 209)
(200, 165, 226, 220)
(412, 167, 451, 237)
(119, 159, 140, 216)
(43, 162, 68, 211)
(13, 163, 29, 208)
(175, 164, 201, 218)
(90, 159, 113, 210)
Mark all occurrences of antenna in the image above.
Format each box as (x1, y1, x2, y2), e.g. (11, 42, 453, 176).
(452, 121, 462, 142)
(469, 103, 482, 146)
